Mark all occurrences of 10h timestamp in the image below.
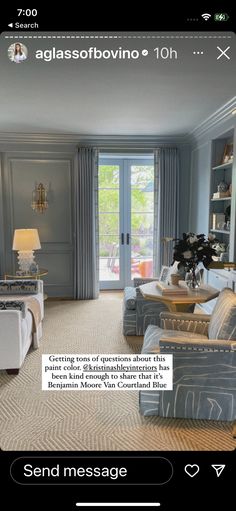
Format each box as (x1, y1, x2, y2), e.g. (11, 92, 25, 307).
(154, 47, 178, 59)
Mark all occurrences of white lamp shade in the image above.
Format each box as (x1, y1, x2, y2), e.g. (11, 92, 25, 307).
(13, 229, 41, 251)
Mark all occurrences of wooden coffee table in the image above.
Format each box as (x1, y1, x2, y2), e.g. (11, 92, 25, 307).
(139, 281, 219, 312)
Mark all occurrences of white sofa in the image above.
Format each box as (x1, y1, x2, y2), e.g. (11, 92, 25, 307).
(0, 280, 44, 374)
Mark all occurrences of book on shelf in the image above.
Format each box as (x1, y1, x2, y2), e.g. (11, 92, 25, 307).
(212, 213, 225, 229)
(212, 192, 230, 199)
(156, 281, 188, 295)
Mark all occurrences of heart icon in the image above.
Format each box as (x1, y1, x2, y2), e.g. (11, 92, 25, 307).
(184, 464, 200, 478)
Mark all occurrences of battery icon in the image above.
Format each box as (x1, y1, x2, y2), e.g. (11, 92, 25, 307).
(214, 13, 229, 21)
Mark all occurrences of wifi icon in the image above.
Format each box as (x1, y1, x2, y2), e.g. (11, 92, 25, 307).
(201, 13, 211, 20)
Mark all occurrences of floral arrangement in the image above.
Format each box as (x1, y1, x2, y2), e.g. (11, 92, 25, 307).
(172, 232, 218, 271)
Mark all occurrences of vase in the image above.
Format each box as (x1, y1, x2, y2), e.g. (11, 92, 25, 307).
(217, 181, 228, 193)
(185, 267, 201, 290)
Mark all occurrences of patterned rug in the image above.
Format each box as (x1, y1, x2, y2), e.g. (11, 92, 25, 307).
(0, 293, 235, 451)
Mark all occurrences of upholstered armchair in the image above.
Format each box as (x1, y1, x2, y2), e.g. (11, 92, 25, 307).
(123, 277, 169, 335)
(140, 288, 236, 421)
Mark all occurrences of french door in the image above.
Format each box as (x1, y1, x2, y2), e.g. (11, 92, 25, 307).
(99, 157, 155, 289)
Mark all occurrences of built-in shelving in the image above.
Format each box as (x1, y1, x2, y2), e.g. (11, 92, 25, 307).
(211, 197, 231, 202)
(200, 130, 236, 313)
(212, 162, 233, 171)
(210, 229, 230, 235)
(209, 130, 235, 263)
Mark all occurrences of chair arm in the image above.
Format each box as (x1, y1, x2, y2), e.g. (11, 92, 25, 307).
(160, 311, 211, 335)
(159, 336, 236, 353)
(124, 287, 137, 310)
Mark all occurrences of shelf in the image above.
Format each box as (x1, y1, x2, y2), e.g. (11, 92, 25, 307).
(210, 133, 235, 265)
(211, 197, 231, 202)
(210, 229, 230, 234)
(212, 162, 233, 171)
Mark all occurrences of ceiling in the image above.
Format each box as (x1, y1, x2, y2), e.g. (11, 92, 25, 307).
(0, 32, 235, 136)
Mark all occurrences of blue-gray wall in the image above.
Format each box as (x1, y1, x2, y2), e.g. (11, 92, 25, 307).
(0, 136, 193, 296)
(0, 142, 76, 297)
(189, 140, 212, 234)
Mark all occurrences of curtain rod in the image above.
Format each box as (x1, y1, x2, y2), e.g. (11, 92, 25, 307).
(78, 145, 175, 150)
(98, 147, 156, 151)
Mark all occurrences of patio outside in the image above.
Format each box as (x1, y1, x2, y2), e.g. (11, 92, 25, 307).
(99, 164, 154, 283)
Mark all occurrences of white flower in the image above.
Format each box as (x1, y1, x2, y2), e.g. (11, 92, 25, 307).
(208, 233, 216, 241)
(183, 250, 193, 259)
(198, 247, 203, 251)
(188, 235, 198, 244)
(212, 243, 225, 253)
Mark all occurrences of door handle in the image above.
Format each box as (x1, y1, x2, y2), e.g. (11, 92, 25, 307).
(121, 233, 124, 245)
(126, 233, 130, 245)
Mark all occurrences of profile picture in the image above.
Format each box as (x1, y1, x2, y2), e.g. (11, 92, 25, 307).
(8, 42, 28, 63)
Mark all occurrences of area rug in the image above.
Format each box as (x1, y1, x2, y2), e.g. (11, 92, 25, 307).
(0, 293, 235, 451)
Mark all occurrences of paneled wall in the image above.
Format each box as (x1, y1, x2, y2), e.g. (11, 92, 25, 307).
(0, 150, 75, 297)
(0, 136, 192, 297)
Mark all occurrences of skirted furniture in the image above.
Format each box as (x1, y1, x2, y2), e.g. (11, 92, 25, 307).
(0, 280, 44, 374)
(140, 288, 236, 421)
(123, 277, 169, 335)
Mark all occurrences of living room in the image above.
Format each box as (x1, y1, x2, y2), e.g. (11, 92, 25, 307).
(0, 32, 236, 452)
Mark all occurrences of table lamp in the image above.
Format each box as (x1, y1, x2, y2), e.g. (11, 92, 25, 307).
(12, 229, 41, 273)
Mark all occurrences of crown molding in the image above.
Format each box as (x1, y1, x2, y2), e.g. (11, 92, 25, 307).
(77, 134, 188, 147)
(0, 132, 79, 145)
(0, 132, 188, 147)
(189, 96, 236, 141)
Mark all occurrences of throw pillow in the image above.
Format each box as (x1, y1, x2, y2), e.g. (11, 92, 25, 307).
(0, 280, 38, 295)
(0, 300, 26, 317)
(208, 288, 236, 340)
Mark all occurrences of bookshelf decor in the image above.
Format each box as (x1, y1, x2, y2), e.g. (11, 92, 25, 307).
(209, 131, 235, 263)
(222, 143, 233, 164)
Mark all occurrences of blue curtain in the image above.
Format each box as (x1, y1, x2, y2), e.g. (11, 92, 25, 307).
(74, 147, 99, 299)
(154, 147, 180, 275)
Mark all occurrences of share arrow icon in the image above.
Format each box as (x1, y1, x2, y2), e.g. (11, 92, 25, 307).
(211, 465, 225, 477)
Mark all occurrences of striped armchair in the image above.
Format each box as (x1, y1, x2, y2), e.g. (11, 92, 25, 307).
(123, 277, 169, 336)
(140, 288, 236, 421)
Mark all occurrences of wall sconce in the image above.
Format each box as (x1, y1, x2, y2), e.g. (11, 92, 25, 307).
(31, 183, 48, 213)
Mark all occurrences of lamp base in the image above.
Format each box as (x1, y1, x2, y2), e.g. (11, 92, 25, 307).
(17, 250, 35, 273)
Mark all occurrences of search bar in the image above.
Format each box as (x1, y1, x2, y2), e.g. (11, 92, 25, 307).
(75, 504, 161, 508)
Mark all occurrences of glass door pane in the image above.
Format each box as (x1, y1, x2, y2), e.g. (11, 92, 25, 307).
(98, 163, 122, 288)
(98, 157, 154, 289)
(130, 163, 154, 280)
